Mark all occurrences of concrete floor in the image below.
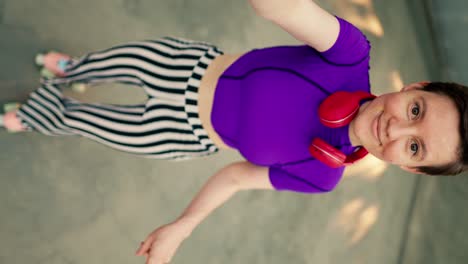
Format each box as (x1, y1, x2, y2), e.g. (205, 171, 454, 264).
(0, 0, 461, 264)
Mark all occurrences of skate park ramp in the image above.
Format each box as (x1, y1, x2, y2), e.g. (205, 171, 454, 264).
(1, 0, 467, 263)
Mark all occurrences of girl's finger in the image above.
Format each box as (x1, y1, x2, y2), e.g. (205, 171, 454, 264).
(135, 244, 142, 255)
(147, 252, 160, 264)
(135, 241, 145, 253)
(148, 254, 162, 264)
(136, 237, 154, 256)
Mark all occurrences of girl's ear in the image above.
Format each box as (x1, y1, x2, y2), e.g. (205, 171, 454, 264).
(401, 81, 430, 92)
(399, 165, 426, 175)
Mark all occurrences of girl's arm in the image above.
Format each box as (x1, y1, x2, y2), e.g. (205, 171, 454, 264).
(248, 0, 340, 52)
(136, 161, 273, 264)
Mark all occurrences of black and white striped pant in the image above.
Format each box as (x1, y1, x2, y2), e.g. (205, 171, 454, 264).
(17, 37, 223, 160)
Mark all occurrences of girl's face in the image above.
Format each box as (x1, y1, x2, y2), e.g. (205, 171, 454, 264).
(349, 83, 460, 173)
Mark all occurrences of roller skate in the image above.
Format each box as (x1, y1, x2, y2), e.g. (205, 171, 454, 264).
(35, 51, 87, 93)
(0, 102, 24, 133)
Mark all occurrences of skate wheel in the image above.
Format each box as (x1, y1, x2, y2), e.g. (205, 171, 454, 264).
(1, 102, 20, 119)
(4, 103, 20, 113)
(35, 53, 45, 66)
(40, 68, 56, 78)
(71, 83, 87, 93)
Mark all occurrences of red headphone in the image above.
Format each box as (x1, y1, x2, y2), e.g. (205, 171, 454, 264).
(309, 91, 376, 168)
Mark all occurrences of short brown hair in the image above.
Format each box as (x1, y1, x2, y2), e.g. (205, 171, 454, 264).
(413, 82, 468, 175)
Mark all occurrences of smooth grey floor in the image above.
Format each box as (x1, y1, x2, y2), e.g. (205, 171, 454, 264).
(0, 1, 460, 264)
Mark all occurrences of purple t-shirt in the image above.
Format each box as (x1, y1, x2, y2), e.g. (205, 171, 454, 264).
(211, 17, 371, 193)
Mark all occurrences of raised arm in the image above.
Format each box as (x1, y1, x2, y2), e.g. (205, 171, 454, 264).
(136, 161, 272, 264)
(249, 0, 340, 52)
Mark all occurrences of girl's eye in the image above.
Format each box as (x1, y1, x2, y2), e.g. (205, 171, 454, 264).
(410, 141, 419, 156)
(411, 103, 420, 117)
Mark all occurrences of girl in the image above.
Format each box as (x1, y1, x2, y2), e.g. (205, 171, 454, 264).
(1, 1, 467, 263)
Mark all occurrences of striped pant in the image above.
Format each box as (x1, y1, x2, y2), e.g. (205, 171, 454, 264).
(17, 37, 223, 160)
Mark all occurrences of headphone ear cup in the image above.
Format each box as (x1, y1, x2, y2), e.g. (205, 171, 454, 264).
(318, 91, 360, 128)
(318, 91, 376, 128)
(309, 138, 346, 168)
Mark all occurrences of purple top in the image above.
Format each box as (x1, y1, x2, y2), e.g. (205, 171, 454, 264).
(211, 17, 371, 193)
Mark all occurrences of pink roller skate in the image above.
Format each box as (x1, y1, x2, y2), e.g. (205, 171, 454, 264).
(0, 102, 24, 133)
(35, 52, 87, 93)
(35, 51, 71, 77)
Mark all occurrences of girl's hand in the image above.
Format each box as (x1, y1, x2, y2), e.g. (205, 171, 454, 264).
(135, 221, 191, 264)
(134, 162, 271, 263)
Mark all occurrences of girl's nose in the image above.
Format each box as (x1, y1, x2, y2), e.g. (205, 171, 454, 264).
(386, 117, 418, 141)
